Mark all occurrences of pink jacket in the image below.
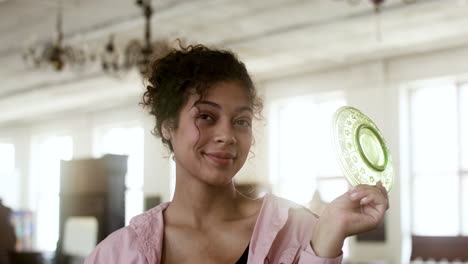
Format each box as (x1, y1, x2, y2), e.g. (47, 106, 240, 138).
(85, 194, 343, 263)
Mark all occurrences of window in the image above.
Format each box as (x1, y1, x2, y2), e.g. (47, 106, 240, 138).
(31, 136, 73, 251)
(461, 83, 468, 235)
(169, 157, 176, 200)
(269, 94, 349, 258)
(269, 95, 348, 204)
(409, 82, 468, 235)
(0, 143, 17, 208)
(93, 126, 144, 225)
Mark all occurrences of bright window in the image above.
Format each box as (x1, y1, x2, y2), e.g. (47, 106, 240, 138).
(169, 157, 176, 200)
(461, 83, 468, 235)
(269, 94, 349, 258)
(409, 82, 468, 235)
(0, 143, 17, 208)
(31, 136, 73, 251)
(93, 126, 144, 225)
(269, 95, 348, 205)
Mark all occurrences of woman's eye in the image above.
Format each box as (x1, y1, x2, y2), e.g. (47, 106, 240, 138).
(235, 119, 251, 127)
(199, 114, 213, 121)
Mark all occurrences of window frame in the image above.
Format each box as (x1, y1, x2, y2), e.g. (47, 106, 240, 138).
(0, 141, 17, 207)
(92, 121, 145, 225)
(268, 93, 348, 204)
(408, 81, 467, 236)
(30, 133, 74, 251)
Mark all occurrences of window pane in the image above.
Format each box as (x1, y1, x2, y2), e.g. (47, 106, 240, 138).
(277, 99, 317, 204)
(0, 143, 18, 208)
(169, 157, 176, 200)
(316, 100, 346, 178)
(95, 127, 143, 188)
(412, 174, 459, 236)
(317, 178, 348, 203)
(33, 136, 73, 251)
(0, 143, 14, 173)
(460, 84, 468, 171)
(272, 96, 346, 205)
(125, 189, 143, 225)
(270, 95, 349, 255)
(36, 195, 59, 251)
(411, 85, 458, 173)
(462, 175, 468, 235)
(94, 127, 144, 189)
(93, 126, 144, 224)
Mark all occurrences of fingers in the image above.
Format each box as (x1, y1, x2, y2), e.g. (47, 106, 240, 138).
(348, 181, 389, 209)
(376, 181, 389, 199)
(376, 181, 390, 209)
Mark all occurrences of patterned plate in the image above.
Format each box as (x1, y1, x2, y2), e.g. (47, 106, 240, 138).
(332, 106, 394, 192)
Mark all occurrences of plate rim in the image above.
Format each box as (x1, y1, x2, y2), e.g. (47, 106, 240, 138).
(332, 106, 394, 192)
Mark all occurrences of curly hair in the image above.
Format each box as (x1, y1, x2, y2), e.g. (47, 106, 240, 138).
(141, 43, 263, 152)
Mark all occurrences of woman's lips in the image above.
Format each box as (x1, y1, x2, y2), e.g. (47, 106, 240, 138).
(204, 152, 235, 165)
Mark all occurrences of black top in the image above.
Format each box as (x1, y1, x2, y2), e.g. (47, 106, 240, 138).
(235, 244, 249, 264)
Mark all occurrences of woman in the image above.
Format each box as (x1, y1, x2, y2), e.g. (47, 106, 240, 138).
(85, 44, 389, 264)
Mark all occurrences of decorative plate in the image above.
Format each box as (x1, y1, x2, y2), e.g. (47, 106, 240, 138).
(332, 106, 394, 192)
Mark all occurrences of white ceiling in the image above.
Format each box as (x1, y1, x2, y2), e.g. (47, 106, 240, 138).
(1, 0, 468, 126)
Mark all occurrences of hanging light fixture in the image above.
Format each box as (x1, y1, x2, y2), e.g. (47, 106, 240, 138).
(336, 0, 417, 41)
(22, 0, 171, 76)
(338, 0, 416, 8)
(124, 0, 155, 75)
(371, 0, 385, 41)
(101, 34, 120, 73)
(101, 0, 171, 77)
(370, 0, 385, 12)
(22, 0, 90, 71)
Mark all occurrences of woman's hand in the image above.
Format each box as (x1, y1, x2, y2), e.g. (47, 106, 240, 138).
(310, 181, 389, 258)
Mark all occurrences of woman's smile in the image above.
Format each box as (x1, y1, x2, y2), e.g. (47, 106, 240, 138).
(203, 151, 237, 166)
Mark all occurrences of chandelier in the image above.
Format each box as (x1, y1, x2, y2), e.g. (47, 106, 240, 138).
(101, 0, 172, 77)
(22, 0, 171, 77)
(337, 0, 417, 41)
(338, 0, 416, 12)
(22, 0, 91, 71)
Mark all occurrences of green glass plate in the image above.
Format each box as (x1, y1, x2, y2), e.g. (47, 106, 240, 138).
(332, 106, 394, 192)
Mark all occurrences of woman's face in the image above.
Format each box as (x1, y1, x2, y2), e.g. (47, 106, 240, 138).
(167, 81, 253, 186)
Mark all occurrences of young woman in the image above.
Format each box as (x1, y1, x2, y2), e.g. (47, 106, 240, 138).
(85, 44, 389, 264)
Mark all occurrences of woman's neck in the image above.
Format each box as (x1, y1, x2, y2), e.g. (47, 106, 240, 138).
(166, 172, 247, 229)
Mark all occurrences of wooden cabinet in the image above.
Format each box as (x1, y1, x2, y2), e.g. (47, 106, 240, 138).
(55, 154, 127, 264)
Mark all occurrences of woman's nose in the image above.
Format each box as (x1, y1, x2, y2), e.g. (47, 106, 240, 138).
(215, 134, 237, 144)
(214, 123, 237, 144)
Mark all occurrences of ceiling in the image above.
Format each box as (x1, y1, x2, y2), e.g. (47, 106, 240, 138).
(1, 0, 468, 126)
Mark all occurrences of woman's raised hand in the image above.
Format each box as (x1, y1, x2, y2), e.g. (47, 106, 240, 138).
(310, 181, 389, 258)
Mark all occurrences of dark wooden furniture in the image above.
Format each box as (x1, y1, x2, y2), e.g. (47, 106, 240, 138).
(410, 235, 468, 262)
(6, 251, 44, 264)
(55, 154, 127, 264)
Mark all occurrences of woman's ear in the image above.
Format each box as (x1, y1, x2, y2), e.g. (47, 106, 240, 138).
(161, 121, 171, 140)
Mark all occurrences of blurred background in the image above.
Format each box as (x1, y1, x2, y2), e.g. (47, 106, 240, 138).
(0, 0, 467, 263)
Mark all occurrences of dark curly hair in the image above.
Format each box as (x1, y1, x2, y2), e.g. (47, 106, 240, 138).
(141, 43, 263, 152)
